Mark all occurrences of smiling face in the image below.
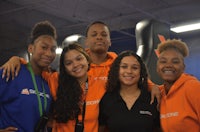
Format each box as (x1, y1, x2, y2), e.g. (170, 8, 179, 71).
(85, 23, 111, 54)
(157, 49, 185, 84)
(119, 56, 141, 87)
(64, 49, 89, 81)
(29, 35, 57, 68)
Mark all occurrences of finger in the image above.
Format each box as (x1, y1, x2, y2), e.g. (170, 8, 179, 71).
(0, 126, 18, 132)
(11, 65, 16, 80)
(150, 92, 154, 104)
(6, 126, 18, 131)
(156, 94, 161, 105)
(2, 66, 7, 79)
(15, 64, 20, 77)
(6, 66, 11, 82)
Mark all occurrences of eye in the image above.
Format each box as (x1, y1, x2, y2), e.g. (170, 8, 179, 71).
(76, 56, 84, 61)
(131, 66, 139, 70)
(91, 32, 97, 37)
(42, 46, 47, 50)
(158, 59, 166, 64)
(101, 32, 108, 37)
(64, 61, 71, 66)
(120, 65, 128, 69)
(172, 60, 180, 64)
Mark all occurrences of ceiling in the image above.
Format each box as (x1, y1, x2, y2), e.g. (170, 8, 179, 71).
(0, 0, 200, 65)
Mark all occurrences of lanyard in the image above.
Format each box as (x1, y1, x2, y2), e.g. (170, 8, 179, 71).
(27, 63, 47, 116)
(77, 80, 88, 123)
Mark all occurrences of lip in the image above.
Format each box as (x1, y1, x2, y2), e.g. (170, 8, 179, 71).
(95, 42, 104, 45)
(41, 58, 53, 64)
(123, 76, 134, 80)
(72, 66, 83, 73)
(162, 68, 175, 74)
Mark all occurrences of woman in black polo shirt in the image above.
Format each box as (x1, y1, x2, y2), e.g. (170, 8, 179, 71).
(98, 50, 160, 132)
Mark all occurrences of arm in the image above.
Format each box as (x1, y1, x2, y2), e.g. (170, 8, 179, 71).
(148, 79, 161, 107)
(0, 56, 26, 81)
(150, 85, 161, 110)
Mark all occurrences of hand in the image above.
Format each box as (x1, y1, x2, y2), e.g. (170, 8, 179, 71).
(0, 126, 18, 132)
(150, 85, 161, 110)
(0, 56, 21, 81)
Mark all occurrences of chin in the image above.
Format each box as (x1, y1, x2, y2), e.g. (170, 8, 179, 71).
(94, 48, 106, 54)
(164, 79, 176, 83)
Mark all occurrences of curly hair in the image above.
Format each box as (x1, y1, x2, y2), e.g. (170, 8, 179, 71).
(106, 50, 148, 92)
(53, 43, 90, 123)
(157, 39, 189, 57)
(29, 20, 57, 44)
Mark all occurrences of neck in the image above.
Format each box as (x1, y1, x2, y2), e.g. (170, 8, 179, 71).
(78, 75, 88, 85)
(90, 51, 108, 65)
(163, 82, 173, 94)
(120, 85, 140, 96)
(29, 60, 42, 75)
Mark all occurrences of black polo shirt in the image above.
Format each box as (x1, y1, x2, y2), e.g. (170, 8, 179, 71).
(99, 90, 160, 132)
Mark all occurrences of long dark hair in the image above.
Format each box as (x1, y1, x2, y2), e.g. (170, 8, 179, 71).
(53, 43, 90, 123)
(106, 50, 148, 92)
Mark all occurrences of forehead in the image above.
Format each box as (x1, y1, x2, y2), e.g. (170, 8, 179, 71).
(121, 56, 140, 65)
(34, 35, 57, 46)
(64, 49, 84, 60)
(88, 24, 109, 33)
(159, 49, 183, 59)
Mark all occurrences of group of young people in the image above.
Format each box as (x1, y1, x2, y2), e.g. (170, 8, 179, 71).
(0, 20, 200, 132)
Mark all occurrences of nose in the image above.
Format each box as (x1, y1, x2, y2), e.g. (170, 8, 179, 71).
(72, 60, 79, 67)
(126, 66, 132, 73)
(45, 48, 55, 58)
(165, 62, 173, 67)
(96, 34, 102, 40)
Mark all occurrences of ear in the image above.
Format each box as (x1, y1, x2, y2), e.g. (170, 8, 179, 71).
(28, 44, 33, 54)
(108, 40, 111, 47)
(85, 37, 89, 47)
(108, 37, 111, 47)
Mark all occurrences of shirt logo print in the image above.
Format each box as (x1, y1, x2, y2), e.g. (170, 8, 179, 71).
(139, 110, 152, 116)
(21, 88, 30, 95)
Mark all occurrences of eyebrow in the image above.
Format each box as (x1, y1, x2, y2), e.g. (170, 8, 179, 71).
(65, 54, 83, 61)
(120, 63, 140, 66)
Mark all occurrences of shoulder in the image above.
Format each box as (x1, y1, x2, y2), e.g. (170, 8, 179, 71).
(100, 92, 118, 104)
(182, 73, 200, 89)
(179, 74, 200, 99)
(140, 90, 153, 104)
(107, 52, 117, 59)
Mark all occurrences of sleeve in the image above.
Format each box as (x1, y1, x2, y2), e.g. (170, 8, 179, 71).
(0, 70, 19, 103)
(185, 80, 200, 124)
(147, 79, 155, 91)
(42, 72, 59, 100)
(20, 57, 27, 64)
